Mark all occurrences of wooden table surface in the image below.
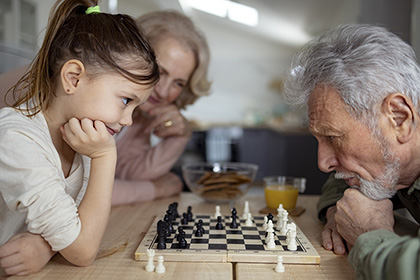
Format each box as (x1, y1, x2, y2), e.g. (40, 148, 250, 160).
(1, 190, 359, 279)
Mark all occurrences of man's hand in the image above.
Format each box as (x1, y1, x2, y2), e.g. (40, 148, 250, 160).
(335, 188, 394, 247)
(152, 172, 183, 199)
(321, 205, 348, 254)
(144, 104, 191, 138)
(0, 232, 55, 276)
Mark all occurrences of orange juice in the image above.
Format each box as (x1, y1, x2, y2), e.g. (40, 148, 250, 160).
(264, 184, 299, 210)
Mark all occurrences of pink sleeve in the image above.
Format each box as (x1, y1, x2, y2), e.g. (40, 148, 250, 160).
(111, 179, 155, 206)
(115, 116, 190, 181)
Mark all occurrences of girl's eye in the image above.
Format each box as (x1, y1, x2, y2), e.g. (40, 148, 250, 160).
(122, 97, 132, 105)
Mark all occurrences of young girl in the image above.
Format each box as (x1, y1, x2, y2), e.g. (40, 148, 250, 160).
(0, 0, 159, 276)
(112, 11, 211, 204)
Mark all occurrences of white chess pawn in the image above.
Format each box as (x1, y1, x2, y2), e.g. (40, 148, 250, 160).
(155, 255, 166, 274)
(266, 231, 276, 249)
(214, 205, 222, 219)
(275, 255, 285, 273)
(242, 201, 250, 219)
(145, 249, 155, 272)
(245, 212, 253, 226)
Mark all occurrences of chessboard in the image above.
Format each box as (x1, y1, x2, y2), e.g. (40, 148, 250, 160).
(135, 207, 320, 264)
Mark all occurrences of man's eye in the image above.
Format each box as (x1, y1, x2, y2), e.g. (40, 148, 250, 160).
(122, 97, 132, 105)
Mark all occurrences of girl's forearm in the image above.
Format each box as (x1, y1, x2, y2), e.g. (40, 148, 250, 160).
(59, 152, 116, 266)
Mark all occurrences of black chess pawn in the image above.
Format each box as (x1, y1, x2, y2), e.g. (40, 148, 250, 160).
(181, 212, 189, 225)
(177, 227, 185, 242)
(187, 206, 193, 222)
(195, 221, 204, 237)
(178, 230, 187, 248)
(215, 216, 224, 230)
(267, 213, 274, 222)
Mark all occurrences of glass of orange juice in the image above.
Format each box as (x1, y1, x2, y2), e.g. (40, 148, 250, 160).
(263, 176, 306, 210)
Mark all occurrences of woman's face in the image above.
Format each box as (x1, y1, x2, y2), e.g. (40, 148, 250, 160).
(140, 37, 196, 112)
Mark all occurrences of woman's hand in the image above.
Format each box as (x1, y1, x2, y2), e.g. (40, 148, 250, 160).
(144, 104, 191, 138)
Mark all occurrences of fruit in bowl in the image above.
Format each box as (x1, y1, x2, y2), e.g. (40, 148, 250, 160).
(182, 162, 258, 203)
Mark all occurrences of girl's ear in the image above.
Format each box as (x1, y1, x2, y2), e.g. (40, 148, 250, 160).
(60, 60, 85, 94)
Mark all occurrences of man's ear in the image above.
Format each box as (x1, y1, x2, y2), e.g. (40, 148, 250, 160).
(60, 60, 85, 94)
(382, 93, 417, 144)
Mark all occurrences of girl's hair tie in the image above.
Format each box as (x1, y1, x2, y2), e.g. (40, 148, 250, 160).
(86, 6, 100, 14)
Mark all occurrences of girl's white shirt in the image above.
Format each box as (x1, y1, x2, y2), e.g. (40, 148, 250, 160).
(0, 106, 89, 251)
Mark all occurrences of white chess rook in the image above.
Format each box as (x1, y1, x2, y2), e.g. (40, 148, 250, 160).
(145, 249, 155, 272)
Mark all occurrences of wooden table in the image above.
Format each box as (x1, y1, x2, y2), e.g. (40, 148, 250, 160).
(1, 191, 358, 279)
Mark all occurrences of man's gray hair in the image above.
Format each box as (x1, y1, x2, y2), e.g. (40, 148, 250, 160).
(284, 23, 420, 123)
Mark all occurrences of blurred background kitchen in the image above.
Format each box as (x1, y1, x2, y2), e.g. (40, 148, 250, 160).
(1, 0, 418, 194)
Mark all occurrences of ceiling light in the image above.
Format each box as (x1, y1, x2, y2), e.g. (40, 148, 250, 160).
(179, 0, 259, 27)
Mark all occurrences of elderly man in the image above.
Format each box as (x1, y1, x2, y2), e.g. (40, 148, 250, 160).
(285, 23, 420, 279)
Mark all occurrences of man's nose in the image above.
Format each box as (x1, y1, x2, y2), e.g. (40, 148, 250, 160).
(317, 140, 338, 173)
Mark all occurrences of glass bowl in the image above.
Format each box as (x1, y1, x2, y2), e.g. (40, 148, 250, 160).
(182, 162, 258, 204)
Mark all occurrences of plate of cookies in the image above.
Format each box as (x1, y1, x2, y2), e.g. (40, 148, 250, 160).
(182, 162, 258, 203)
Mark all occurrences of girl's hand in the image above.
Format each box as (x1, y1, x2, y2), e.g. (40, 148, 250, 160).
(144, 104, 191, 138)
(61, 118, 116, 159)
(0, 232, 55, 276)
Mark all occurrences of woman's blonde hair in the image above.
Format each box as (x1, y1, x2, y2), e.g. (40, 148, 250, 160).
(137, 10, 211, 109)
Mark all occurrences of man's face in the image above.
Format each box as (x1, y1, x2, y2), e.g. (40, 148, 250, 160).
(308, 87, 399, 200)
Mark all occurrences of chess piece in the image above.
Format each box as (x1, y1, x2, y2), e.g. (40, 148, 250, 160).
(181, 212, 188, 225)
(177, 229, 187, 248)
(287, 229, 297, 251)
(262, 216, 268, 230)
(187, 206, 193, 221)
(277, 204, 284, 215)
(286, 223, 297, 244)
(170, 202, 179, 218)
(195, 220, 204, 237)
(275, 255, 285, 273)
(214, 205, 222, 219)
(157, 229, 167, 249)
(276, 210, 283, 231)
(164, 214, 175, 234)
(242, 201, 250, 219)
(245, 213, 253, 226)
(215, 216, 224, 229)
(145, 249, 155, 272)
(266, 231, 276, 249)
(155, 256, 166, 274)
(280, 210, 289, 235)
(265, 220, 274, 244)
